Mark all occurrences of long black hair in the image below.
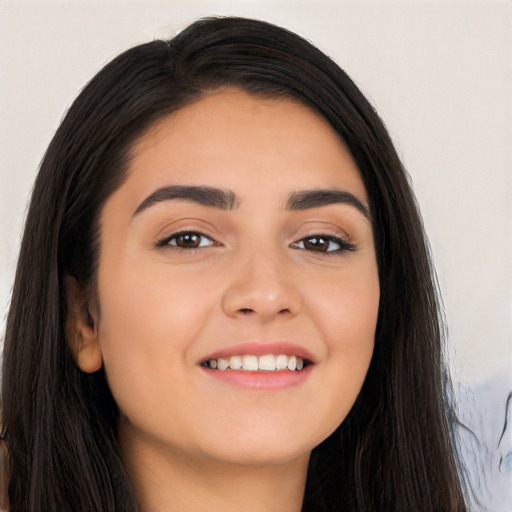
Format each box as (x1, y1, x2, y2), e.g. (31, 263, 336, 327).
(1, 16, 467, 511)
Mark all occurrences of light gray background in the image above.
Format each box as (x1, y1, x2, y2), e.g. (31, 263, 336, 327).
(1, 1, 511, 509)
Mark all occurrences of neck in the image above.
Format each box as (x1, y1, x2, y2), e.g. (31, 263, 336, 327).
(120, 429, 310, 512)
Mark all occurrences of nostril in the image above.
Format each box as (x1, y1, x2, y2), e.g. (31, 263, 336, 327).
(239, 308, 253, 315)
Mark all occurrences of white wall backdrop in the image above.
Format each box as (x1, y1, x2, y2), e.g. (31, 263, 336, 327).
(1, 1, 511, 509)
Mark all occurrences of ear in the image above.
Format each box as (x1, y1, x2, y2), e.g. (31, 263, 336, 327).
(63, 275, 103, 373)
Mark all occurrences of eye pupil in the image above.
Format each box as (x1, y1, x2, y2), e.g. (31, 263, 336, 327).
(177, 233, 200, 248)
(304, 237, 329, 252)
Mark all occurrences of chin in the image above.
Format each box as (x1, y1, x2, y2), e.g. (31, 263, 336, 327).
(206, 444, 311, 468)
(197, 423, 332, 468)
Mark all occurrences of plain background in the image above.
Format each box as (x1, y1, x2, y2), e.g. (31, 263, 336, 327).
(1, 0, 511, 509)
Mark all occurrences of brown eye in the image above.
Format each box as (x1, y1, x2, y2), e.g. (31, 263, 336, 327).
(302, 237, 330, 252)
(291, 235, 353, 254)
(162, 232, 214, 249)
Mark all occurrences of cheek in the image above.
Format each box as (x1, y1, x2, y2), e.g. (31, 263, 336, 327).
(98, 259, 211, 344)
(313, 257, 380, 350)
(306, 259, 379, 427)
(94, 262, 216, 415)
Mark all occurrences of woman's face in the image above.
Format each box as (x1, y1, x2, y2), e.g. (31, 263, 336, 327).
(86, 89, 379, 468)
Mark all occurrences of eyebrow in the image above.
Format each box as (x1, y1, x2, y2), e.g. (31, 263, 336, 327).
(132, 185, 369, 219)
(286, 189, 370, 218)
(133, 185, 239, 216)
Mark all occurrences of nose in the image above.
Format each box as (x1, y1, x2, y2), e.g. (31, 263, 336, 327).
(221, 250, 303, 322)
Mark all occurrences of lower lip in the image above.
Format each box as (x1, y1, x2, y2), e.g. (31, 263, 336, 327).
(200, 365, 313, 389)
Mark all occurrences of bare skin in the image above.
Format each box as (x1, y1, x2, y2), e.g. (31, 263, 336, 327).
(119, 427, 309, 512)
(68, 89, 379, 511)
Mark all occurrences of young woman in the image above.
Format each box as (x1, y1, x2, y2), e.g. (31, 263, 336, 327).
(1, 16, 467, 512)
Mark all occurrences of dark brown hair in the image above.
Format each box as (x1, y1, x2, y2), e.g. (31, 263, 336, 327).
(1, 16, 467, 511)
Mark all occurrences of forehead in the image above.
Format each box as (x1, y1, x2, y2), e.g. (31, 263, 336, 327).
(122, 88, 367, 206)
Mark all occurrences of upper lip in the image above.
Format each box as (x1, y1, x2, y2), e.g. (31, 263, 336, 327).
(199, 341, 316, 364)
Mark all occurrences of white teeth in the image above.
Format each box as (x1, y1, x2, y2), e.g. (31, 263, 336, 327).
(229, 355, 242, 370)
(217, 358, 229, 371)
(205, 354, 307, 372)
(276, 354, 288, 369)
(258, 354, 276, 371)
(242, 355, 259, 371)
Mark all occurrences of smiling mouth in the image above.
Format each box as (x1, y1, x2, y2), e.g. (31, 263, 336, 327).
(200, 354, 310, 372)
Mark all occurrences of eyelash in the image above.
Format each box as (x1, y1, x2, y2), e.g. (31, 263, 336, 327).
(290, 235, 354, 255)
(156, 231, 354, 255)
(155, 231, 217, 251)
